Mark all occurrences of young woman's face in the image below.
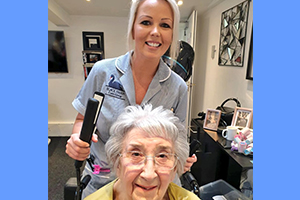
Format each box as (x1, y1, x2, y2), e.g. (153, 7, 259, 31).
(132, 0, 173, 60)
(115, 128, 177, 200)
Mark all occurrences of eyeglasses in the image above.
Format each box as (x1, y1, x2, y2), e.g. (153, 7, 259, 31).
(119, 151, 178, 171)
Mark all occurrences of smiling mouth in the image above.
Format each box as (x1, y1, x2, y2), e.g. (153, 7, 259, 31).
(145, 42, 161, 47)
(135, 183, 157, 191)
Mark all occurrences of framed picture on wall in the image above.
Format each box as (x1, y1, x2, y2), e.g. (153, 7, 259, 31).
(82, 32, 104, 51)
(82, 51, 104, 64)
(48, 31, 69, 73)
(246, 25, 253, 80)
(203, 109, 221, 131)
(231, 107, 253, 128)
(218, 0, 250, 66)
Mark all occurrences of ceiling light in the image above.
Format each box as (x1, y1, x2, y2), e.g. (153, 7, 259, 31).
(177, 0, 183, 6)
(86, 0, 91, 2)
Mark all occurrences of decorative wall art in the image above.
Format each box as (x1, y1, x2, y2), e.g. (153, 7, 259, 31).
(246, 26, 253, 80)
(48, 31, 68, 73)
(82, 32, 105, 80)
(82, 50, 104, 79)
(218, 0, 250, 66)
(83, 51, 104, 63)
(82, 32, 104, 51)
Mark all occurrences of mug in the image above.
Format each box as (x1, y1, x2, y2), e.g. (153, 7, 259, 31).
(222, 126, 237, 141)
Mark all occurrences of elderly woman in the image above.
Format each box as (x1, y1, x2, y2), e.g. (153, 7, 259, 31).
(66, 0, 196, 197)
(85, 104, 199, 200)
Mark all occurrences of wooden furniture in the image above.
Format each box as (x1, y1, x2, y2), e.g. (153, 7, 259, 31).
(189, 118, 253, 190)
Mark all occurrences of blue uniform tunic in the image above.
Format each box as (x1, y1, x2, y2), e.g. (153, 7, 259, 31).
(72, 51, 188, 198)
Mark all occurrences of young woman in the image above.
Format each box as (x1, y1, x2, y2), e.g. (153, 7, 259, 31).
(66, 0, 197, 198)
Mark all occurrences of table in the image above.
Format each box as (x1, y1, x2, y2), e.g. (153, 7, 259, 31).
(189, 118, 253, 190)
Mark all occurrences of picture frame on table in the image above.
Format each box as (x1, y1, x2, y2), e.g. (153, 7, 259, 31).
(82, 32, 104, 51)
(231, 107, 253, 128)
(203, 109, 221, 131)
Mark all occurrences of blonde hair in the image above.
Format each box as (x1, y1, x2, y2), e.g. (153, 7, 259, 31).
(127, 0, 180, 60)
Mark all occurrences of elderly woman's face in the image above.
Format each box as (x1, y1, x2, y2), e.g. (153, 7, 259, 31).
(114, 128, 177, 200)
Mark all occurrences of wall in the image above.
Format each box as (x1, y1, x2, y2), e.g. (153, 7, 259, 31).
(191, 0, 253, 119)
(48, 0, 253, 136)
(48, 16, 128, 136)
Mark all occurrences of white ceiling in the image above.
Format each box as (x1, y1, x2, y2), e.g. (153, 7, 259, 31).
(51, 0, 224, 21)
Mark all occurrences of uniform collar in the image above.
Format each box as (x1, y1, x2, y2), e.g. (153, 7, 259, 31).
(115, 51, 171, 83)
